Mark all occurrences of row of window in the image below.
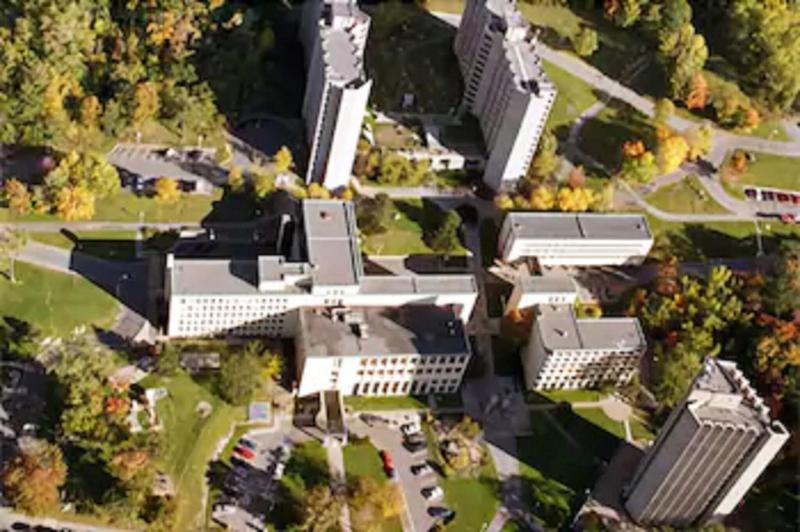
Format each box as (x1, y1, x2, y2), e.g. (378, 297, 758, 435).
(358, 355, 468, 367)
(352, 378, 460, 396)
(356, 366, 462, 377)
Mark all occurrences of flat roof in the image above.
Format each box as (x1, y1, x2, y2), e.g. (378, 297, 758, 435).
(506, 213, 652, 241)
(171, 259, 261, 295)
(321, 29, 362, 82)
(535, 305, 646, 352)
(303, 200, 362, 287)
(299, 306, 470, 358)
(358, 275, 478, 295)
(520, 274, 577, 293)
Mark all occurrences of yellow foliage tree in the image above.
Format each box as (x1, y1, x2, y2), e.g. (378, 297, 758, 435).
(227, 166, 245, 192)
(154, 177, 181, 204)
(557, 186, 595, 212)
(132, 82, 160, 126)
(529, 185, 556, 211)
(79, 96, 102, 129)
(494, 194, 515, 210)
(656, 134, 690, 174)
(4, 178, 32, 214)
(56, 186, 95, 221)
(338, 187, 355, 201)
(684, 124, 713, 161)
(307, 182, 331, 199)
(273, 146, 293, 173)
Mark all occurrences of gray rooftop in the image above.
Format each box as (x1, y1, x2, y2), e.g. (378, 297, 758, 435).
(358, 275, 478, 295)
(299, 306, 471, 358)
(535, 305, 646, 352)
(170, 258, 261, 295)
(506, 213, 652, 241)
(321, 29, 362, 82)
(303, 200, 363, 287)
(520, 274, 577, 293)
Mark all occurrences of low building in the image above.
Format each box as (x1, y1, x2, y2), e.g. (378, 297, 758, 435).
(521, 304, 646, 390)
(295, 306, 471, 397)
(165, 198, 478, 338)
(498, 212, 653, 265)
(504, 273, 577, 314)
(624, 359, 789, 527)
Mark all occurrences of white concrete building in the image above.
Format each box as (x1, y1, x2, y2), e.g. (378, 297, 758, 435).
(521, 304, 646, 390)
(296, 306, 471, 397)
(624, 359, 789, 527)
(498, 212, 654, 265)
(504, 273, 577, 314)
(454, 0, 556, 191)
(300, 0, 372, 190)
(165, 198, 478, 339)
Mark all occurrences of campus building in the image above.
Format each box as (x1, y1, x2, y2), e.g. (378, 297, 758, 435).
(624, 359, 789, 527)
(521, 304, 646, 390)
(296, 306, 471, 397)
(504, 273, 578, 314)
(300, 0, 372, 189)
(498, 212, 654, 265)
(165, 197, 477, 339)
(454, 0, 556, 191)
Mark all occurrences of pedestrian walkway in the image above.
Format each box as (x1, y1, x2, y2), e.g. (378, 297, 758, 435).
(324, 439, 353, 532)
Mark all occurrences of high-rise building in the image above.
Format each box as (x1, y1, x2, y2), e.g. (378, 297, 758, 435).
(624, 359, 789, 527)
(300, 0, 372, 190)
(454, 0, 556, 191)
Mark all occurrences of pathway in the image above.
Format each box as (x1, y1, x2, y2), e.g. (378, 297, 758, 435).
(0, 509, 129, 532)
(324, 440, 354, 532)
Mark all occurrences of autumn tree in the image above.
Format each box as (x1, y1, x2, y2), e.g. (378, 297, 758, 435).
(567, 165, 587, 189)
(0, 228, 27, 284)
(356, 194, 395, 235)
(154, 177, 181, 204)
(656, 133, 690, 173)
(529, 130, 560, 178)
(252, 170, 275, 198)
(620, 147, 657, 183)
(219, 351, 261, 405)
(611, 0, 642, 27)
(301, 485, 342, 532)
(307, 182, 332, 199)
(529, 185, 556, 211)
(3, 178, 32, 214)
(654, 98, 675, 125)
(56, 185, 95, 221)
(79, 96, 102, 129)
(429, 211, 462, 255)
(350, 477, 403, 531)
(273, 146, 293, 173)
(45, 151, 120, 199)
(132, 82, 160, 127)
(572, 27, 599, 57)
(2, 440, 67, 515)
(766, 241, 800, 317)
(494, 194, 515, 210)
(683, 72, 709, 110)
(683, 124, 712, 161)
(227, 166, 245, 192)
(557, 186, 595, 212)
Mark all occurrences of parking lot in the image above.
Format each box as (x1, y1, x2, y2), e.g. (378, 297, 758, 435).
(211, 428, 295, 531)
(350, 412, 453, 532)
(107, 144, 219, 194)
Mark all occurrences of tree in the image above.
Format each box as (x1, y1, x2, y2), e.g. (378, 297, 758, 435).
(132, 82, 160, 126)
(154, 177, 181, 204)
(494, 194, 515, 210)
(557, 187, 595, 212)
(429, 211, 462, 255)
(252, 170, 275, 198)
(79, 95, 102, 128)
(300, 485, 342, 532)
(614, 0, 642, 27)
(0, 228, 27, 284)
(3, 178, 32, 214)
(273, 146, 293, 173)
(683, 124, 712, 161)
(683, 72, 709, 110)
(350, 477, 403, 531)
(157, 344, 181, 376)
(566, 165, 587, 189)
(656, 134, 689, 173)
(529, 185, 556, 211)
(307, 182, 332, 199)
(356, 194, 395, 235)
(620, 150, 657, 183)
(56, 186, 95, 221)
(530, 130, 560, 178)
(572, 27, 599, 57)
(227, 166, 245, 193)
(766, 241, 800, 317)
(654, 98, 675, 125)
(45, 151, 120, 199)
(219, 352, 261, 405)
(2, 440, 67, 515)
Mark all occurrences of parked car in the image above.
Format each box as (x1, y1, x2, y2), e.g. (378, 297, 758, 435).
(411, 463, 433, 476)
(761, 190, 776, 201)
(379, 450, 396, 479)
(273, 462, 286, 480)
(776, 192, 790, 203)
(744, 187, 757, 200)
(234, 446, 255, 460)
(401, 421, 421, 435)
(178, 179, 197, 193)
(422, 486, 444, 501)
(403, 439, 427, 453)
(238, 438, 257, 451)
(780, 213, 799, 224)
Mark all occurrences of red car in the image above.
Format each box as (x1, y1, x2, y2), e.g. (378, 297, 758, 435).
(234, 446, 255, 460)
(379, 450, 396, 479)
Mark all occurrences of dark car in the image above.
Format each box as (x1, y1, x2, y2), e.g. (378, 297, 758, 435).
(178, 179, 197, 193)
(743, 187, 757, 200)
(761, 190, 775, 201)
(428, 506, 456, 524)
(776, 192, 790, 203)
(403, 439, 427, 453)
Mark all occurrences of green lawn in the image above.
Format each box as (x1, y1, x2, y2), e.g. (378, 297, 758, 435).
(746, 118, 790, 142)
(533, 389, 605, 404)
(629, 412, 656, 442)
(139, 373, 245, 532)
(573, 408, 626, 440)
(344, 395, 428, 411)
(30, 230, 138, 260)
(0, 261, 118, 336)
(543, 60, 600, 138)
(360, 198, 468, 256)
(343, 438, 403, 532)
(422, 0, 464, 14)
(721, 153, 800, 199)
(365, 2, 463, 113)
(441, 468, 499, 532)
(373, 122, 423, 150)
(578, 99, 656, 175)
(645, 176, 730, 215)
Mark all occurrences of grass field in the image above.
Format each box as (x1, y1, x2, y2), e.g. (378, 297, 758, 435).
(721, 153, 800, 199)
(0, 261, 118, 336)
(343, 438, 404, 532)
(533, 389, 605, 404)
(139, 373, 245, 532)
(645, 176, 730, 215)
(360, 198, 468, 256)
(578, 99, 656, 174)
(30, 231, 138, 260)
(441, 466, 499, 532)
(344, 395, 428, 411)
(542, 60, 600, 137)
(573, 408, 626, 439)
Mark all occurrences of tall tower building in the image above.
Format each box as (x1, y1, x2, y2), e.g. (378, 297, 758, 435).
(454, 0, 556, 191)
(623, 358, 789, 527)
(300, 0, 372, 190)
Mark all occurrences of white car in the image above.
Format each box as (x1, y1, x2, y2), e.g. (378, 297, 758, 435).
(422, 486, 444, 501)
(273, 462, 286, 480)
(401, 421, 421, 435)
(411, 463, 433, 476)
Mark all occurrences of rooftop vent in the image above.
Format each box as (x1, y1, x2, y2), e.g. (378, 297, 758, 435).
(555, 328, 568, 338)
(320, 210, 331, 220)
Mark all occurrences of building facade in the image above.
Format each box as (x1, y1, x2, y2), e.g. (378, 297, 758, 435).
(498, 212, 654, 265)
(624, 359, 789, 527)
(521, 304, 646, 390)
(300, 0, 372, 189)
(505, 273, 577, 314)
(454, 0, 556, 191)
(165, 199, 478, 338)
(296, 306, 471, 397)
